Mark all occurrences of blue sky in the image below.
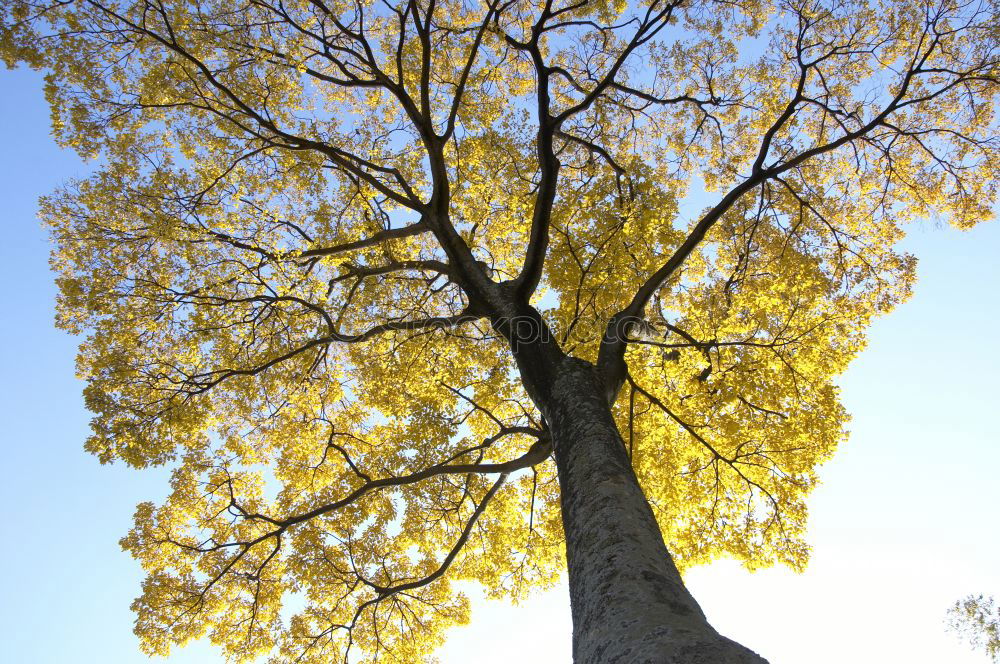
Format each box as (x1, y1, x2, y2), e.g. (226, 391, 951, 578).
(1, 64, 997, 663)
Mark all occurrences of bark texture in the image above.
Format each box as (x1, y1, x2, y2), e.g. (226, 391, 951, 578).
(542, 356, 769, 664)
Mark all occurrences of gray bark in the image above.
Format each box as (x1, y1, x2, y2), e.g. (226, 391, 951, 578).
(541, 356, 769, 664)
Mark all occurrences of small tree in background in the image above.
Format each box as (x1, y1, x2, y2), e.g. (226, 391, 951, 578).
(949, 594, 1000, 662)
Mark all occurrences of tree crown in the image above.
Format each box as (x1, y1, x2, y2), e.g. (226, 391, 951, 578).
(2, 0, 997, 660)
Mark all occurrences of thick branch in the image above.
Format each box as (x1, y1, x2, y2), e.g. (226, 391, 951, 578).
(299, 222, 430, 259)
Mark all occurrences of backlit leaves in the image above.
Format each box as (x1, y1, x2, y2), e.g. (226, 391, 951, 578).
(3, 0, 997, 660)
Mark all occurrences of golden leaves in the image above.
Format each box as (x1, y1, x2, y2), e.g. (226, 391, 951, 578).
(4, 0, 997, 659)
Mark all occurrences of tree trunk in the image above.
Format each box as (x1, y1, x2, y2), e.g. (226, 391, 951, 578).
(542, 356, 768, 664)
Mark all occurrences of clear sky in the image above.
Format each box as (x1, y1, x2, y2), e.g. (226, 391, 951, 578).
(1, 65, 997, 664)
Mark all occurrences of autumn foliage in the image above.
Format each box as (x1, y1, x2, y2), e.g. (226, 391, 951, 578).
(2, 0, 997, 660)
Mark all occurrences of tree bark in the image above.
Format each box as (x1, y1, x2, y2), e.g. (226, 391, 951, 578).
(541, 356, 769, 664)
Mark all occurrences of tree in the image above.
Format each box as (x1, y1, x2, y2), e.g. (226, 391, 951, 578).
(1, 0, 997, 661)
(948, 594, 1000, 662)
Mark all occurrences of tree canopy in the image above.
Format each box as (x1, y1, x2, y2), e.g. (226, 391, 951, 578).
(2, 0, 997, 660)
